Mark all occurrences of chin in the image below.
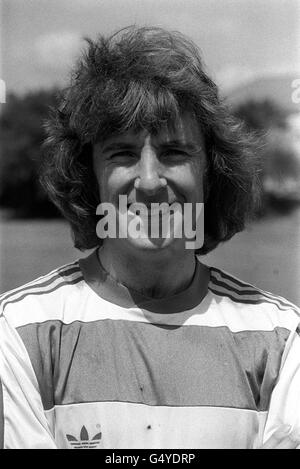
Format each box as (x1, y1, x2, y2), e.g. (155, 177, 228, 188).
(126, 235, 182, 253)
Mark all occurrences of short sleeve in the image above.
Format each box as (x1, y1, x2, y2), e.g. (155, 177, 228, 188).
(0, 378, 4, 449)
(0, 314, 57, 448)
(262, 323, 300, 444)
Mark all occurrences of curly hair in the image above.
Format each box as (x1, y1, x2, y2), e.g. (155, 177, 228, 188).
(41, 25, 261, 255)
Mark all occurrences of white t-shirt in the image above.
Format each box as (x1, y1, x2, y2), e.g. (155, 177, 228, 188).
(0, 250, 299, 449)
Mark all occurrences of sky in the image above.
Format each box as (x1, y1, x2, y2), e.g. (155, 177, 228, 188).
(1, 0, 300, 95)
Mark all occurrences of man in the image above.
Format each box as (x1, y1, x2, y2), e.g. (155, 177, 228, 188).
(0, 26, 300, 449)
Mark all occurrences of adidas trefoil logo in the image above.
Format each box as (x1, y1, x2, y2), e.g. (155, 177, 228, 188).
(66, 425, 102, 449)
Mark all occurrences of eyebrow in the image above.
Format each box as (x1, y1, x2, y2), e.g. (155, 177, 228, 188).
(159, 140, 203, 153)
(100, 140, 203, 154)
(100, 143, 137, 153)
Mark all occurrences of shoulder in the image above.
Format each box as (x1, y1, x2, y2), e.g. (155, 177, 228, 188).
(207, 265, 300, 332)
(0, 260, 85, 327)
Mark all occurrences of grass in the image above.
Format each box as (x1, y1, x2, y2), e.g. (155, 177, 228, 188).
(1, 210, 299, 306)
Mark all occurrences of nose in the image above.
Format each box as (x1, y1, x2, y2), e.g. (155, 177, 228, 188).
(134, 144, 167, 195)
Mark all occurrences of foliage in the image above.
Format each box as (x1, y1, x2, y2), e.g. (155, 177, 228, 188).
(0, 89, 61, 217)
(0, 91, 298, 218)
(233, 99, 300, 214)
(233, 98, 288, 131)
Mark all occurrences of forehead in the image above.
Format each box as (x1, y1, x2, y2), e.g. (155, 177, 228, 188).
(97, 112, 204, 150)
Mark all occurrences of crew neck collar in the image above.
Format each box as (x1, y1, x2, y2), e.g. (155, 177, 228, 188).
(79, 249, 210, 314)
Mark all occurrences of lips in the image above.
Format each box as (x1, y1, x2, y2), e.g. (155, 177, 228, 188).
(127, 202, 181, 217)
(127, 201, 179, 207)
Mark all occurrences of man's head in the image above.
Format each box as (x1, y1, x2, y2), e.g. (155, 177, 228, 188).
(42, 26, 260, 255)
(93, 111, 206, 253)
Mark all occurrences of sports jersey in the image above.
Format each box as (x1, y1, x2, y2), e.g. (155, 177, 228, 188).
(0, 249, 300, 449)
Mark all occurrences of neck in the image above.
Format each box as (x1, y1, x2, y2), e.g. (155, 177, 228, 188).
(97, 240, 207, 299)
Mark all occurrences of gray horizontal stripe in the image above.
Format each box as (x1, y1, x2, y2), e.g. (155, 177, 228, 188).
(17, 320, 290, 412)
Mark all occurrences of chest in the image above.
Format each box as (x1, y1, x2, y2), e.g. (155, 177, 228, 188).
(51, 321, 282, 412)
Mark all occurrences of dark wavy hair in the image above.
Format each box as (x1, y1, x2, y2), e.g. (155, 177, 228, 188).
(41, 26, 260, 255)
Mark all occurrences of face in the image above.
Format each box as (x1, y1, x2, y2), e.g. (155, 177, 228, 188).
(93, 112, 206, 254)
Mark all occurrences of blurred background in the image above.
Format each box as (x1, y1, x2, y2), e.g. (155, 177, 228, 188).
(0, 0, 300, 304)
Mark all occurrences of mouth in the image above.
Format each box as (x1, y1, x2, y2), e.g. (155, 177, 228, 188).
(127, 202, 180, 217)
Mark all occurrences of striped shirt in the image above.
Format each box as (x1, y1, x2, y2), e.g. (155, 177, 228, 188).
(0, 249, 299, 449)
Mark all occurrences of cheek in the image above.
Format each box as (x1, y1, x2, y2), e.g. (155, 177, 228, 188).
(192, 159, 206, 199)
(176, 162, 205, 201)
(93, 159, 111, 202)
(97, 166, 128, 203)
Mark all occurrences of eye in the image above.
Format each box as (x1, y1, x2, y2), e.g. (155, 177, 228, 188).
(109, 151, 137, 162)
(161, 149, 188, 162)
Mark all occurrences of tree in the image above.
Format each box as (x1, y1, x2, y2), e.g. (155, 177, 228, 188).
(0, 89, 61, 217)
(233, 99, 300, 213)
(233, 98, 287, 132)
